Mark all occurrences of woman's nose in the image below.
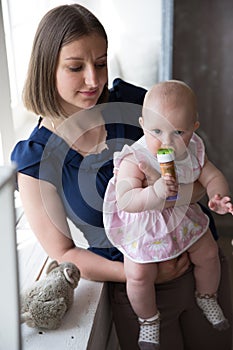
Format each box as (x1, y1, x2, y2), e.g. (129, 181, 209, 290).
(84, 66, 98, 87)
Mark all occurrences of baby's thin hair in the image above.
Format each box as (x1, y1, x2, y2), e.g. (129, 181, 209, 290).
(143, 80, 198, 122)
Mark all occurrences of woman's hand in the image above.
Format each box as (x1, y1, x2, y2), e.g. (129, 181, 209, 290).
(155, 252, 191, 284)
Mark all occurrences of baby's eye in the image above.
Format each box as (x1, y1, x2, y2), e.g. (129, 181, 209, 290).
(69, 66, 82, 72)
(174, 130, 184, 136)
(153, 129, 161, 135)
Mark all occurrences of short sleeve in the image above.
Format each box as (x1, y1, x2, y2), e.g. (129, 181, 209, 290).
(11, 140, 44, 176)
(11, 137, 61, 188)
(190, 133, 206, 168)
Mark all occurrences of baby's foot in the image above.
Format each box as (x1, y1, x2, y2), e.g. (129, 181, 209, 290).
(138, 312, 160, 350)
(195, 292, 229, 330)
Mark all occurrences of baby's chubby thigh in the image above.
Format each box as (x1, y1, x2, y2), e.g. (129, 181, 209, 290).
(187, 229, 221, 295)
(124, 256, 158, 286)
(187, 229, 219, 267)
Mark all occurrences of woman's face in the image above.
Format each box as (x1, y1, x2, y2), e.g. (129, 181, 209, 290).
(56, 34, 108, 116)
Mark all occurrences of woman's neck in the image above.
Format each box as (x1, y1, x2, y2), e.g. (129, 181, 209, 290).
(41, 115, 108, 156)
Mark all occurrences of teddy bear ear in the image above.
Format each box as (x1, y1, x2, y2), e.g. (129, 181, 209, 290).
(63, 268, 75, 284)
(46, 260, 59, 274)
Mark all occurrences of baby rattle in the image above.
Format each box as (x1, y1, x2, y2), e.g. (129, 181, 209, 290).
(21, 260, 80, 330)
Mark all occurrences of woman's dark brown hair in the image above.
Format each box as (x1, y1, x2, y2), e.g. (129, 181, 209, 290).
(23, 4, 108, 118)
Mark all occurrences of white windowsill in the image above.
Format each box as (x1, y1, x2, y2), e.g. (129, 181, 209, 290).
(17, 208, 120, 350)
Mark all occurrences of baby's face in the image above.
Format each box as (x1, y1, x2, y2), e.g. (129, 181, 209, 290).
(141, 102, 199, 159)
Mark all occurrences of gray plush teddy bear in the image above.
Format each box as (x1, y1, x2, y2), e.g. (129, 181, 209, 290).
(21, 260, 80, 330)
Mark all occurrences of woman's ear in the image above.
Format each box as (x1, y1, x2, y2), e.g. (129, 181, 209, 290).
(139, 117, 144, 128)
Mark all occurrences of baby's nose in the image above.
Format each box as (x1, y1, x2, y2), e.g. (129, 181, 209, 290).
(161, 133, 172, 146)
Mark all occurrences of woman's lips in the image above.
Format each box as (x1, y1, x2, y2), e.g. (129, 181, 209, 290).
(80, 89, 98, 97)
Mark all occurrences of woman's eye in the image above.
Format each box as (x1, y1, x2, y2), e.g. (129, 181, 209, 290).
(69, 66, 82, 72)
(95, 62, 107, 69)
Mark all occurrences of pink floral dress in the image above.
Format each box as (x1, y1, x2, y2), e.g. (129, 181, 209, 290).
(103, 133, 209, 263)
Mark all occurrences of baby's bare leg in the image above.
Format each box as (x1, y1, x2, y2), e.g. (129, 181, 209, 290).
(124, 257, 158, 318)
(124, 257, 160, 349)
(188, 230, 220, 294)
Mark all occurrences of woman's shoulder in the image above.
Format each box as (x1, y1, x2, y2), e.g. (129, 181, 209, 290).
(109, 78, 147, 105)
(11, 126, 46, 168)
(11, 139, 41, 167)
(11, 125, 68, 186)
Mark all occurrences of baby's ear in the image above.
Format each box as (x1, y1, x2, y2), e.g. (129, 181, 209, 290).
(139, 117, 144, 128)
(194, 121, 200, 131)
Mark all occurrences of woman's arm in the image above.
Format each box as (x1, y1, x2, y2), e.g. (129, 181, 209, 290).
(18, 173, 125, 282)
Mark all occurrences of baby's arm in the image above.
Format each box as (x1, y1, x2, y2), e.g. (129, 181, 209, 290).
(198, 156, 233, 215)
(116, 155, 177, 212)
(138, 161, 206, 205)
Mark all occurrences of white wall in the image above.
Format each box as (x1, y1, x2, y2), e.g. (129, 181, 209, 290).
(0, 1, 15, 164)
(4, 0, 162, 102)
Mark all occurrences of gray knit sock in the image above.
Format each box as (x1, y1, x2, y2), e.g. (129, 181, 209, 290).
(138, 312, 160, 350)
(195, 292, 229, 330)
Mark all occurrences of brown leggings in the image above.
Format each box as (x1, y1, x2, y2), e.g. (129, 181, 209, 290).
(108, 249, 232, 350)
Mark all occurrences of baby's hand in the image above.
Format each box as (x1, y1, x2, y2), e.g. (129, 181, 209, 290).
(153, 174, 178, 199)
(139, 161, 159, 187)
(208, 194, 233, 215)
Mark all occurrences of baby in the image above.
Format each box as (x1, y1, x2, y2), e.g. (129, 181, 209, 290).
(103, 80, 232, 349)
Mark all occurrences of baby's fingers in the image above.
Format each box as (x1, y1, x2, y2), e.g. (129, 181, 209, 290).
(162, 174, 176, 183)
(220, 196, 233, 213)
(209, 194, 233, 215)
(162, 175, 178, 193)
(208, 199, 216, 211)
(221, 196, 232, 205)
(225, 200, 233, 215)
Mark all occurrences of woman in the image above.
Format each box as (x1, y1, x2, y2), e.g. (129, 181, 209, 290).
(11, 4, 232, 349)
